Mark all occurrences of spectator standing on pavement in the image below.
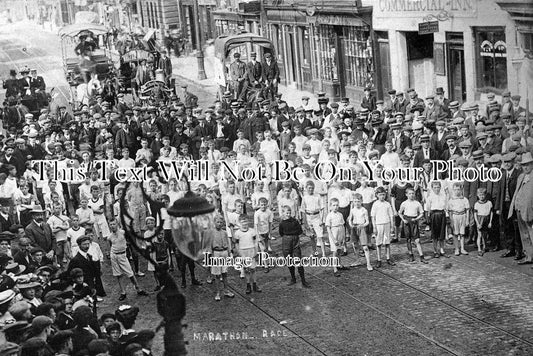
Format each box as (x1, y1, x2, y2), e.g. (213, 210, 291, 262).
(371, 186, 395, 268)
(157, 50, 173, 86)
(473, 187, 493, 257)
(509, 152, 533, 266)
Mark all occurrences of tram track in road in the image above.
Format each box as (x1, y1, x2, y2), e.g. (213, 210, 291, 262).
(194, 247, 533, 355)
(0, 37, 71, 105)
(193, 263, 329, 356)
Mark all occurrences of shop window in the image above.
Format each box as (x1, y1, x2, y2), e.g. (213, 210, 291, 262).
(474, 27, 507, 91)
(342, 26, 373, 88)
(317, 25, 337, 81)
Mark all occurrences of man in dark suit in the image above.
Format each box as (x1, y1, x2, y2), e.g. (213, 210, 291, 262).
(290, 107, 312, 133)
(190, 115, 212, 159)
(3, 69, 21, 98)
(508, 152, 533, 264)
(67, 235, 99, 290)
(29, 68, 46, 93)
(440, 134, 459, 161)
(413, 135, 437, 167)
(13, 237, 32, 269)
(247, 52, 262, 89)
(361, 87, 376, 112)
(500, 152, 523, 259)
(388, 122, 411, 154)
(157, 50, 173, 85)
(25, 206, 55, 262)
(261, 52, 279, 100)
(435, 87, 450, 116)
(114, 117, 137, 151)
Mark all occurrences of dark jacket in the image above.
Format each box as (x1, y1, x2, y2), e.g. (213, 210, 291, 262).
(67, 252, 99, 290)
(261, 60, 280, 81)
(25, 220, 55, 253)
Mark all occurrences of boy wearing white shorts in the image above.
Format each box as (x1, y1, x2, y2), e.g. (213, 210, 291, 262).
(107, 219, 148, 301)
(370, 186, 395, 268)
(300, 181, 325, 257)
(211, 216, 235, 301)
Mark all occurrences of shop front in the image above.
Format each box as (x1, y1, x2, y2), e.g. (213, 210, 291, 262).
(373, 0, 520, 102)
(264, 1, 376, 103)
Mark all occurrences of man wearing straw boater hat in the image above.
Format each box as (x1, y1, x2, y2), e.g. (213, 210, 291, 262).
(509, 151, 533, 267)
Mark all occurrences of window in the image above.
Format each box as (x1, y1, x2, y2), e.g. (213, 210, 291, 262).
(475, 27, 507, 91)
(302, 27, 311, 66)
(342, 26, 373, 88)
(317, 25, 337, 81)
(406, 32, 434, 60)
(521, 32, 533, 54)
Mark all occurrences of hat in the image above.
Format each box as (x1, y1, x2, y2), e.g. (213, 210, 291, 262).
(487, 92, 495, 99)
(388, 89, 397, 95)
(472, 150, 484, 160)
(426, 94, 435, 100)
(87, 339, 110, 355)
(30, 205, 45, 213)
(233, 52, 241, 58)
(390, 123, 401, 130)
(31, 315, 53, 332)
(5, 263, 26, 276)
(502, 152, 517, 162)
(0, 342, 19, 355)
(476, 132, 487, 140)
(2, 320, 30, 336)
(458, 140, 472, 148)
(340, 97, 349, 102)
(489, 154, 502, 164)
(412, 122, 423, 130)
(520, 152, 533, 165)
(420, 134, 430, 142)
(376, 100, 384, 105)
(502, 91, 511, 97)
(330, 102, 339, 109)
(76, 235, 90, 245)
(136, 329, 156, 343)
(436, 120, 445, 127)
(436, 87, 444, 95)
(17, 279, 40, 290)
(511, 95, 521, 101)
(449, 101, 460, 109)
(48, 330, 73, 351)
(30, 246, 44, 255)
(445, 134, 457, 141)
(0, 231, 15, 241)
(0, 289, 16, 305)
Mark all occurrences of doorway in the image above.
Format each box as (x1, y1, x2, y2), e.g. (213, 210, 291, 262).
(286, 29, 297, 84)
(446, 32, 466, 101)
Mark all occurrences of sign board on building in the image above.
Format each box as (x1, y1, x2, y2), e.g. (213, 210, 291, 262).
(418, 21, 439, 35)
(375, 0, 478, 18)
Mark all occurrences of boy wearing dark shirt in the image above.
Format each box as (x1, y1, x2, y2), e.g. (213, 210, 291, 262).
(278, 205, 310, 288)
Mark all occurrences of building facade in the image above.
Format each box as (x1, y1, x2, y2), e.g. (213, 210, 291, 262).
(262, 0, 377, 103)
(137, 0, 180, 31)
(212, 0, 261, 37)
(373, 0, 531, 106)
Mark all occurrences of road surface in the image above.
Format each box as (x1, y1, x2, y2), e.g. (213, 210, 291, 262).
(1, 21, 533, 356)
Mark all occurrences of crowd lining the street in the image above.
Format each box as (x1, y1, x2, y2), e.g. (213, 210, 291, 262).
(0, 45, 533, 355)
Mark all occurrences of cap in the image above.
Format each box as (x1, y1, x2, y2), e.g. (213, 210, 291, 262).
(330, 102, 339, 109)
(502, 152, 517, 162)
(388, 89, 397, 95)
(449, 101, 460, 109)
(436, 87, 444, 95)
(472, 150, 484, 159)
(233, 52, 241, 58)
(445, 134, 458, 141)
(458, 140, 472, 148)
(426, 94, 435, 100)
(476, 132, 487, 140)
(511, 95, 521, 101)
(436, 120, 445, 126)
(420, 134, 430, 142)
(31, 315, 53, 332)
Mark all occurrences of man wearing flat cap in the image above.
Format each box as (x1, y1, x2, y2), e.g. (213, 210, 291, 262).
(262, 52, 279, 100)
(67, 235, 99, 291)
(510, 95, 526, 121)
(230, 52, 248, 101)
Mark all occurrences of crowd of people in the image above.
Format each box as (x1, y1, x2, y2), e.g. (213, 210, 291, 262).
(0, 50, 533, 355)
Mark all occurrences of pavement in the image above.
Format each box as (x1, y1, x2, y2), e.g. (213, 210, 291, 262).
(2, 21, 533, 356)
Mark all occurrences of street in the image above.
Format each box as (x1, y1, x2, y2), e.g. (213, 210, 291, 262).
(2, 22, 533, 356)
